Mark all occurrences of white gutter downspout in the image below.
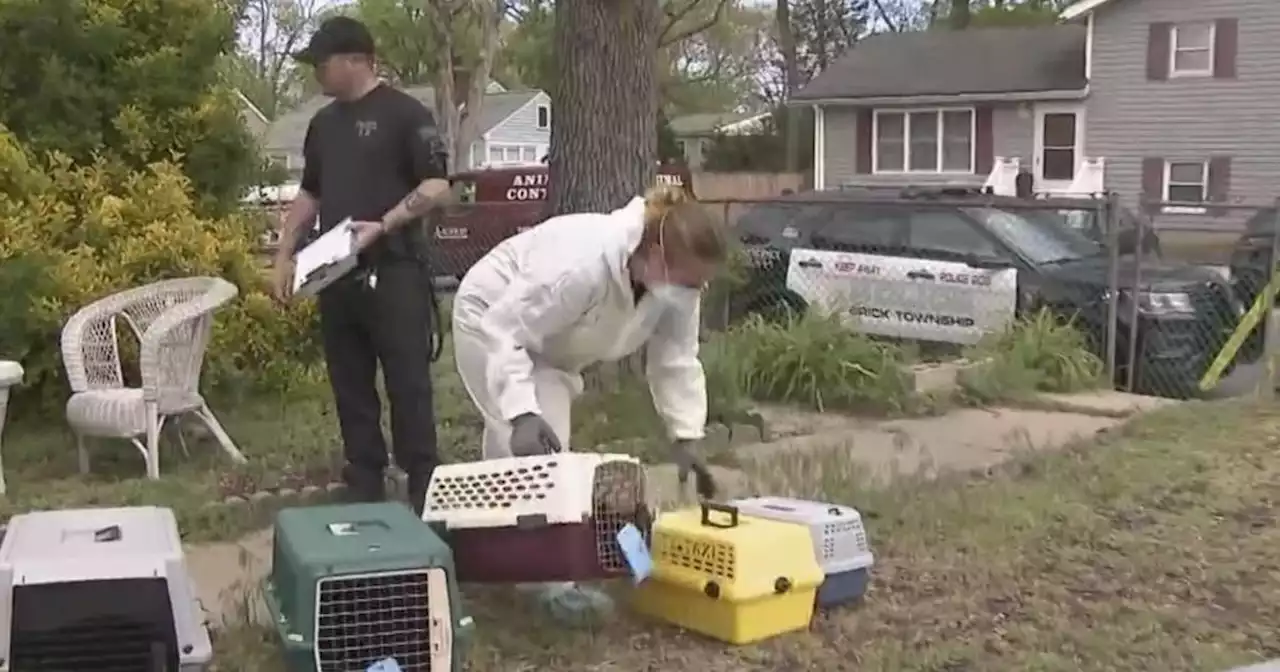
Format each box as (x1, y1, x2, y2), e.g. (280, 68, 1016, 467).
(813, 104, 826, 190)
(1085, 13, 1094, 79)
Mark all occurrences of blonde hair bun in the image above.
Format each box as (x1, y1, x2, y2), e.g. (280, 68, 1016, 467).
(643, 183, 691, 221)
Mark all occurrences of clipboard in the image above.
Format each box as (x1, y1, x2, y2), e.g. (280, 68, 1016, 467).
(292, 218, 360, 299)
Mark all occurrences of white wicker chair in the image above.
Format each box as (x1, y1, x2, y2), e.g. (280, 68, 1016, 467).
(60, 277, 247, 479)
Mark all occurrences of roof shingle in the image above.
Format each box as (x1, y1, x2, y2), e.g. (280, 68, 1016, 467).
(793, 25, 1087, 101)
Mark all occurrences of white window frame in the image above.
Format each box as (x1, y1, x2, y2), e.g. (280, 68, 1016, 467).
(1169, 21, 1215, 78)
(486, 143, 541, 167)
(1163, 159, 1209, 214)
(872, 108, 976, 174)
(536, 104, 550, 130)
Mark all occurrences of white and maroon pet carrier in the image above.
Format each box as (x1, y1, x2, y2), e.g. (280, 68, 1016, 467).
(421, 453, 650, 583)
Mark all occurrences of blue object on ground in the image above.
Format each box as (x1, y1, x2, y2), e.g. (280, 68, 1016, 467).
(616, 523, 653, 584)
(367, 658, 402, 672)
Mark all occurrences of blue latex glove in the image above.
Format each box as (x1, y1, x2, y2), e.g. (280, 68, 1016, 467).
(533, 582, 614, 627)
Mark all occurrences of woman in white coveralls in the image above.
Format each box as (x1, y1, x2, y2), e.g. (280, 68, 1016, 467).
(451, 185, 727, 622)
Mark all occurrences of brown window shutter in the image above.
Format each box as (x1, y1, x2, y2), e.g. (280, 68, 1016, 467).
(974, 106, 994, 174)
(856, 108, 873, 174)
(1141, 157, 1164, 213)
(1214, 19, 1238, 79)
(1207, 156, 1232, 216)
(1147, 23, 1171, 81)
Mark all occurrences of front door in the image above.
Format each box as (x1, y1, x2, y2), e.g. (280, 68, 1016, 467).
(1033, 104, 1084, 194)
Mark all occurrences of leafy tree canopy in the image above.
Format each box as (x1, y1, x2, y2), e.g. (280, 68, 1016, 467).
(0, 0, 260, 212)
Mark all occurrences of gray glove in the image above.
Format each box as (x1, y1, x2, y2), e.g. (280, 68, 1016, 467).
(672, 439, 717, 500)
(510, 413, 563, 456)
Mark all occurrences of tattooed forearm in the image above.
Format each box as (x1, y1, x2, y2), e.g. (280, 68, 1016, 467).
(381, 178, 451, 230)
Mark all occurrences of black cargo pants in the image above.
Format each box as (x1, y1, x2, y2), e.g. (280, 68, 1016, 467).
(318, 259, 438, 515)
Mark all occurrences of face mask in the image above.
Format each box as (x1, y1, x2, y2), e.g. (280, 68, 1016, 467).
(649, 283, 701, 310)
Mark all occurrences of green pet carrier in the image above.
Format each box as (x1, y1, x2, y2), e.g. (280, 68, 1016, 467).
(264, 503, 473, 672)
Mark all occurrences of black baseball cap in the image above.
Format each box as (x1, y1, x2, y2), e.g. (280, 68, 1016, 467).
(293, 16, 375, 65)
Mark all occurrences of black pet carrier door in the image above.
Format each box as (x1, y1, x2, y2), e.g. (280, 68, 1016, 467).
(10, 577, 179, 672)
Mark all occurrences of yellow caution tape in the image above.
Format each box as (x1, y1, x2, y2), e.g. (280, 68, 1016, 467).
(1200, 266, 1280, 391)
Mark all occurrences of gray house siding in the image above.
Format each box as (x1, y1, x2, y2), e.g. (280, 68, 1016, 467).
(482, 91, 551, 165)
(820, 102, 1036, 188)
(1087, 0, 1280, 230)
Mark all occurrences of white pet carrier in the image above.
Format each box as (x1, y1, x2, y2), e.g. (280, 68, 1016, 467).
(0, 506, 212, 671)
(730, 496, 874, 608)
(422, 453, 650, 583)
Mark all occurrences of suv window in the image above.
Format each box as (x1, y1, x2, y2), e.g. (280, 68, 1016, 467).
(736, 203, 832, 247)
(906, 210, 1000, 258)
(811, 205, 903, 253)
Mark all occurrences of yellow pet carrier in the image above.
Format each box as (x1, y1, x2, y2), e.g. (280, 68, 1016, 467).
(630, 502, 822, 645)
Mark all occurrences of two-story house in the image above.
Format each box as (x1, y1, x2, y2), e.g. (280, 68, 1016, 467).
(795, 0, 1280, 229)
(264, 86, 552, 176)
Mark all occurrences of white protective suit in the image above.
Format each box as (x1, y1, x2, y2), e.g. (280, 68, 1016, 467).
(452, 196, 707, 458)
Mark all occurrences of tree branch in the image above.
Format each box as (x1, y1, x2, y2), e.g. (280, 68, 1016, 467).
(659, 0, 731, 48)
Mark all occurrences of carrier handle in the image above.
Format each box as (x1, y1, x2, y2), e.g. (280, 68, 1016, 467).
(700, 502, 739, 529)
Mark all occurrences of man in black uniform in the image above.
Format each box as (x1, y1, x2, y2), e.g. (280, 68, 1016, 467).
(271, 16, 451, 515)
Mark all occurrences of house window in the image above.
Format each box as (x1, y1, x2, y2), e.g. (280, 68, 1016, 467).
(488, 144, 541, 166)
(536, 104, 550, 129)
(874, 109, 974, 174)
(1170, 22, 1214, 76)
(1164, 160, 1208, 203)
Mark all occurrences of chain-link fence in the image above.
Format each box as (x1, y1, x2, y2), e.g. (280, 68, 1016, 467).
(251, 188, 1280, 403)
(696, 190, 1280, 401)
(1129, 198, 1280, 399)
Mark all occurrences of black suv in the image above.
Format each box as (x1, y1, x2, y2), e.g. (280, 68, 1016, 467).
(730, 187, 1239, 398)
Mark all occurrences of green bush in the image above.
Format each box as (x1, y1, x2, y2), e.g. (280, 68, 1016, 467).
(0, 128, 321, 412)
(723, 311, 912, 412)
(960, 308, 1104, 403)
(0, 0, 258, 214)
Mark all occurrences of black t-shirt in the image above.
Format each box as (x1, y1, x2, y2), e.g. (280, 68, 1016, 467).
(300, 84, 447, 260)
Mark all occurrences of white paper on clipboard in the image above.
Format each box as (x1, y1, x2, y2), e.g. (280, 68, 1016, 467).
(292, 218, 359, 298)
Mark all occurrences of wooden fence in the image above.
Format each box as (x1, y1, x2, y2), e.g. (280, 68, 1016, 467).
(691, 172, 805, 201)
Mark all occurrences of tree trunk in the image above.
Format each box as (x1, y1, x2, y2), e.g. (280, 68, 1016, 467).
(425, 2, 460, 172)
(775, 0, 802, 173)
(455, 0, 502, 172)
(547, 0, 661, 216)
(950, 0, 971, 29)
(425, 0, 502, 173)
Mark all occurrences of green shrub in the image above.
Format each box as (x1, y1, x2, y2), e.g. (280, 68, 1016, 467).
(960, 308, 1104, 402)
(724, 311, 912, 412)
(0, 128, 321, 412)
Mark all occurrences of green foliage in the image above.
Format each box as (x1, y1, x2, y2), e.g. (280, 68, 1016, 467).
(657, 111, 683, 164)
(0, 254, 58, 365)
(500, 0, 557, 92)
(722, 311, 912, 413)
(0, 127, 320, 412)
(960, 308, 1105, 403)
(0, 0, 259, 213)
(970, 2, 1060, 27)
(702, 109, 813, 172)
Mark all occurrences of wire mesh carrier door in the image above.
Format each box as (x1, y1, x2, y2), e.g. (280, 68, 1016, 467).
(0, 506, 212, 672)
(263, 503, 473, 672)
(421, 453, 651, 583)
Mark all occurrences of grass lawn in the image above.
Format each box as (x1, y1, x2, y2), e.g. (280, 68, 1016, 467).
(206, 400, 1280, 671)
(0, 344, 715, 542)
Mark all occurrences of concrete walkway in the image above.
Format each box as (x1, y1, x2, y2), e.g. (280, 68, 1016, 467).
(185, 391, 1176, 628)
